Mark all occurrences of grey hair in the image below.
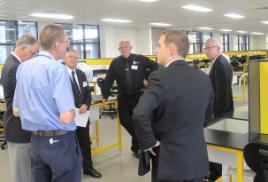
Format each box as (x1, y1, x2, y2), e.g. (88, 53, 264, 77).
(16, 34, 38, 48)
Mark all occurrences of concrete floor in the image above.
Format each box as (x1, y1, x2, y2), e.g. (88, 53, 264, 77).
(0, 85, 255, 181)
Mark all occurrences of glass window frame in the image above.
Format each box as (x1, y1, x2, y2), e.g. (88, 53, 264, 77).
(57, 23, 101, 59)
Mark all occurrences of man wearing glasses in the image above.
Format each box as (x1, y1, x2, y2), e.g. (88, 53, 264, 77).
(204, 38, 234, 181)
(1, 34, 39, 182)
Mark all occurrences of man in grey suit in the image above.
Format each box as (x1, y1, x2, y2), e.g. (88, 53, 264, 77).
(133, 29, 213, 182)
(1, 34, 39, 182)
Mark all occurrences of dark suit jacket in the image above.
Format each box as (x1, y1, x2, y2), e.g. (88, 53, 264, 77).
(72, 68, 92, 109)
(1, 53, 31, 143)
(209, 54, 233, 116)
(133, 60, 212, 181)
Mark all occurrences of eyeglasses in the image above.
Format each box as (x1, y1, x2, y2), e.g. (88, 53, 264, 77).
(59, 40, 70, 45)
(203, 46, 219, 50)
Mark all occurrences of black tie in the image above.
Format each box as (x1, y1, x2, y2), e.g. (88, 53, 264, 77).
(71, 71, 82, 107)
(125, 59, 133, 95)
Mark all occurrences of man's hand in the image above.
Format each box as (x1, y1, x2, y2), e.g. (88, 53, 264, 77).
(148, 140, 160, 156)
(13, 106, 20, 117)
(143, 79, 148, 87)
(101, 97, 107, 102)
(79, 104, 88, 114)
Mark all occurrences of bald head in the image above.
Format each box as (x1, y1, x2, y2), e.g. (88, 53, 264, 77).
(118, 39, 132, 58)
(204, 38, 223, 61)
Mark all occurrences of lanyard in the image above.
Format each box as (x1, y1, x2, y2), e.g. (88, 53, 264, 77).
(35, 53, 54, 60)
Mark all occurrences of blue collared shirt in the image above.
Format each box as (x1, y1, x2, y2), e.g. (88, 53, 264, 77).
(13, 51, 76, 131)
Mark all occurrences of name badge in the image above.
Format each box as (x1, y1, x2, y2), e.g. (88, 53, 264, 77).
(131, 65, 138, 70)
(83, 81, 88, 87)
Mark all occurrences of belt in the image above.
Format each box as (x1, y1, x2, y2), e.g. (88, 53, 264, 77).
(32, 130, 68, 137)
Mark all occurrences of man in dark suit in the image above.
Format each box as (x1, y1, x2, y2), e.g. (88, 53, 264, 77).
(64, 49, 102, 178)
(101, 39, 158, 157)
(204, 38, 233, 117)
(133, 29, 213, 182)
(204, 38, 234, 181)
(1, 34, 39, 182)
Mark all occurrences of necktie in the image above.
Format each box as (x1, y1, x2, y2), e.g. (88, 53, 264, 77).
(125, 59, 133, 95)
(71, 71, 82, 107)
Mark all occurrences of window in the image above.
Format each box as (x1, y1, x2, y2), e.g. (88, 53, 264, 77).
(0, 20, 37, 64)
(186, 31, 212, 53)
(187, 31, 200, 53)
(58, 23, 100, 59)
(221, 33, 230, 52)
(18, 21, 38, 37)
(237, 35, 250, 51)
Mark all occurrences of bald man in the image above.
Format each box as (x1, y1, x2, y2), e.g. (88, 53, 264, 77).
(101, 40, 158, 157)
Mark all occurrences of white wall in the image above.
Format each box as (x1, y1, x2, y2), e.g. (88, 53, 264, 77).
(250, 36, 266, 50)
(99, 25, 151, 58)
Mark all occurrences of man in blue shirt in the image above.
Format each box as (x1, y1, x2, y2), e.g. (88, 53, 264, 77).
(13, 24, 82, 182)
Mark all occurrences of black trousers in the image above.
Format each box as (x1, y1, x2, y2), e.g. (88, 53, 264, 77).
(118, 93, 142, 152)
(151, 147, 203, 182)
(76, 121, 93, 170)
(31, 132, 82, 182)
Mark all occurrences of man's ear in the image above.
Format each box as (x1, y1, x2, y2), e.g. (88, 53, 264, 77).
(169, 44, 177, 55)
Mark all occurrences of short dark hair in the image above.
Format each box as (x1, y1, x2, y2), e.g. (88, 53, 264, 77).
(39, 24, 65, 50)
(160, 29, 189, 58)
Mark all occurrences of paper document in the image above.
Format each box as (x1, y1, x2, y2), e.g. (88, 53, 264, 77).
(74, 108, 90, 127)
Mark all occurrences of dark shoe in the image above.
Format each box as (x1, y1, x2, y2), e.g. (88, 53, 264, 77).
(83, 167, 102, 178)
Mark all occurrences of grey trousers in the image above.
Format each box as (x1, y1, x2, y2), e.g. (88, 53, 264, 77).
(7, 142, 32, 182)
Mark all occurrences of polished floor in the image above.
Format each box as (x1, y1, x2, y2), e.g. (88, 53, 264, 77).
(0, 85, 255, 182)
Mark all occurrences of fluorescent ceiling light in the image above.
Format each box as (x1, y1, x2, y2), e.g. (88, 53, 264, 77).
(139, 0, 158, 2)
(224, 13, 245, 19)
(251, 32, 264, 35)
(220, 29, 232, 32)
(237, 30, 247, 34)
(149, 22, 172, 27)
(30, 13, 73, 20)
(198, 26, 213, 30)
(182, 5, 213, 12)
(101, 18, 131, 23)
(261, 21, 268, 24)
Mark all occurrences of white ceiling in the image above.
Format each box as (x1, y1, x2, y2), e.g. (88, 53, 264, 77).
(1, 0, 268, 34)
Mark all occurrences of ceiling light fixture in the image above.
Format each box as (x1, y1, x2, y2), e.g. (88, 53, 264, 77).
(149, 22, 172, 27)
(224, 13, 245, 19)
(30, 13, 74, 20)
(182, 5, 213, 12)
(220, 29, 232, 32)
(261, 21, 268, 24)
(237, 30, 247, 34)
(101, 18, 131, 23)
(198, 27, 214, 30)
(139, 0, 158, 2)
(251, 32, 265, 35)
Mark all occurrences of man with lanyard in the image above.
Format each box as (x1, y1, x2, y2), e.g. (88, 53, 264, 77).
(101, 39, 158, 157)
(13, 24, 82, 182)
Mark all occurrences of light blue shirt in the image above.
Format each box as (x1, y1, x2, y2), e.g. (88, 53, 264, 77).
(13, 51, 76, 131)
